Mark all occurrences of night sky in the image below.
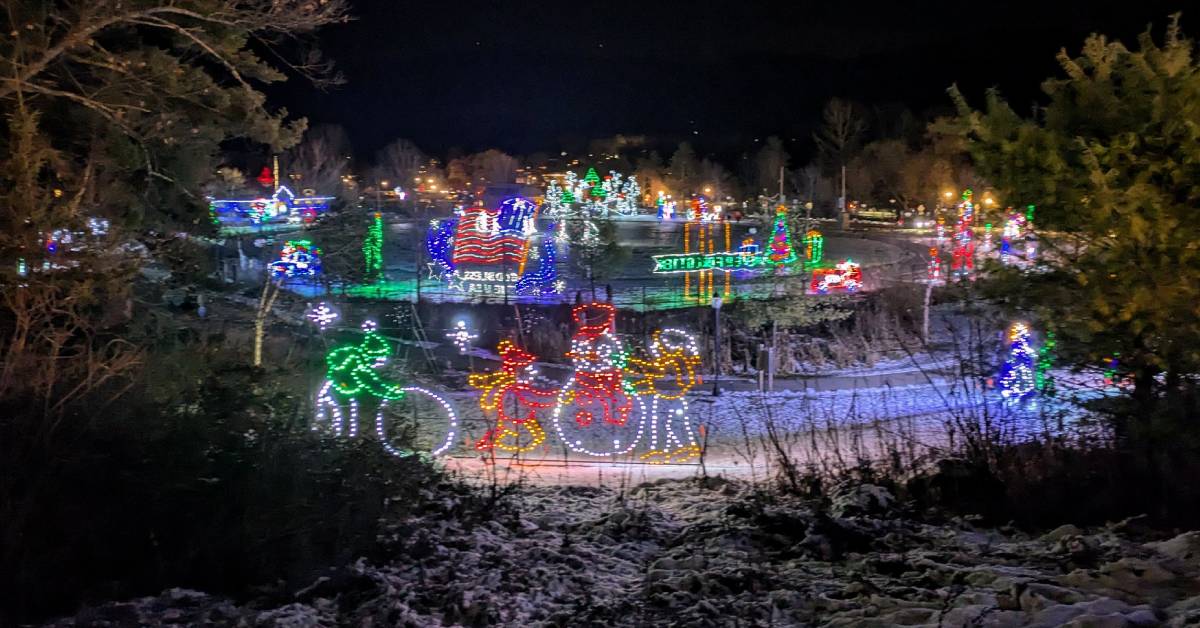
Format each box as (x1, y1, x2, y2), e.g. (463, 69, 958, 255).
(274, 0, 1192, 160)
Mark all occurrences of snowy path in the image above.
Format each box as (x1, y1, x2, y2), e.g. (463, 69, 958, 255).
(437, 378, 1094, 487)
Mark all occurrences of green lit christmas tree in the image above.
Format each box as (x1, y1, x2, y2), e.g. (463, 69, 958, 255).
(363, 212, 384, 280)
(584, 167, 604, 199)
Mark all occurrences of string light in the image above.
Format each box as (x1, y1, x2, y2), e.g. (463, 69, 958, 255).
(270, 239, 322, 279)
(470, 340, 557, 453)
(452, 205, 530, 266)
(927, 247, 942, 282)
(810, 260, 862, 293)
(210, 185, 332, 225)
(766, 205, 797, 265)
(951, 189, 975, 278)
(998, 322, 1037, 401)
(363, 212, 384, 280)
(314, 321, 458, 457)
(803, 229, 824, 266)
(425, 217, 458, 278)
(445, 320, 477, 354)
(515, 225, 562, 296)
(306, 302, 339, 330)
(1035, 331, 1057, 394)
(627, 329, 702, 463)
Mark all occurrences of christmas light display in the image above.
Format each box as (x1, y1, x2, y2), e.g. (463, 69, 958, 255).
(451, 204, 530, 266)
(324, 321, 405, 400)
(1035, 331, 1056, 394)
(584, 167, 603, 198)
(459, 306, 707, 462)
(306, 302, 339, 330)
(551, 302, 640, 457)
(470, 340, 557, 453)
(809, 260, 863, 294)
(270, 239, 322, 279)
(626, 329, 702, 463)
(514, 226, 562, 296)
(616, 176, 640, 215)
(927, 247, 943, 282)
(314, 321, 459, 457)
(803, 229, 824, 266)
(209, 186, 332, 225)
(543, 179, 566, 217)
(652, 251, 766, 273)
(562, 171, 578, 204)
(766, 206, 798, 265)
(363, 212, 384, 280)
(445, 320, 477, 354)
(998, 322, 1037, 401)
(951, 190, 975, 278)
(545, 169, 640, 218)
(425, 217, 458, 277)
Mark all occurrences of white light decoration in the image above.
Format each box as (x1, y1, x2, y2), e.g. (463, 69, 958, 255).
(313, 321, 459, 457)
(627, 328, 703, 463)
(550, 303, 643, 457)
(377, 387, 460, 457)
(446, 320, 478, 354)
(306, 302, 339, 330)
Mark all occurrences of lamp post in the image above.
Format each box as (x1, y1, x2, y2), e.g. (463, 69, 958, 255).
(712, 291, 722, 396)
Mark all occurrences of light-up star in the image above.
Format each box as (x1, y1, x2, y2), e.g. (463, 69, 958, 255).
(307, 302, 339, 330)
(446, 320, 478, 354)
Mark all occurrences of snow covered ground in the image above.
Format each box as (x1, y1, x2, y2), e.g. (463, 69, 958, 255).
(49, 479, 1197, 627)
(436, 373, 1106, 487)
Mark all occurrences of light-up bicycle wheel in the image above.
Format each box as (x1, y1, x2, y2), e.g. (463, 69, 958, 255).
(376, 386, 460, 458)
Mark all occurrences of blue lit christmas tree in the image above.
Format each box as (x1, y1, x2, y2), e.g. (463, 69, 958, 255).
(999, 322, 1037, 401)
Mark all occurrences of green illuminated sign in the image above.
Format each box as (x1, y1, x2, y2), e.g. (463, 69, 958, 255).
(652, 252, 767, 274)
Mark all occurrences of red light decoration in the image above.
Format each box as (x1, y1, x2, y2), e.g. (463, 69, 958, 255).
(451, 205, 530, 266)
(470, 340, 557, 453)
(256, 166, 273, 188)
(560, 303, 633, 429)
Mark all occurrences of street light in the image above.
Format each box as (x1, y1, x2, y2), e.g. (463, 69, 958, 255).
(711, 291, 722, 396)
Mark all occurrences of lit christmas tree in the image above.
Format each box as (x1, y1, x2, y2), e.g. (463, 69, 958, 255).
(562, 171, 578, 204)
(543, 179, 565, 216)
(617, 175, 640, 215)
(363, 212, 384, 280)
(998, 322, 1038, 401)
(584, 167, 603, 198)
(766, 206, 798, 265)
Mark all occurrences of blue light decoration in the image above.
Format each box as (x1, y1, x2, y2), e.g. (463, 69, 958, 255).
(496, 196, 538, 234)
(515, 224, 562, 296)
(209, 186, 333, 225)
(425, 217, 458, 278)
(427, 199, 565, 299)
(998, 322, 1037, 402)
(270, 239, 322, 279)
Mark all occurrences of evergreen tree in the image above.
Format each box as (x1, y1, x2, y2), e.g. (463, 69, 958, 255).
(951, 16, 1200, 405)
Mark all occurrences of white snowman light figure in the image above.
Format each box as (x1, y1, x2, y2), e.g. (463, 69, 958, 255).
(626, 329, 703, 464)
(550, 303, 643, 457)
